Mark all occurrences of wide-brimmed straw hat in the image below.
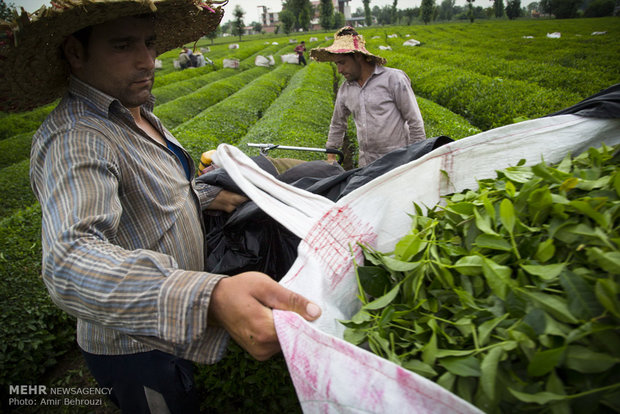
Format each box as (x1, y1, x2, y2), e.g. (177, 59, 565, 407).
(310, 26, 386, 66)
(0, 0, 226, 112)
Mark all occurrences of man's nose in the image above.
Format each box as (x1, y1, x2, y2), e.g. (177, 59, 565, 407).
(136, 43, 155, 70)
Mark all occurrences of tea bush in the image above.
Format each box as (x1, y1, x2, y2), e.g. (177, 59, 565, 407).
(154, 66, 270, 129)
(153, 68, 238, 105)
(238, 62, 337, 161)
(0, 102, 56, 141)
(0, 205, 76, 406)
(0, 160, 37, 220)
(174, 63, 302, 162)
(0, 131, 34, 169)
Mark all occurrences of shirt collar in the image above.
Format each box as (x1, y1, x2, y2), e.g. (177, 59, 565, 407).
(68, 75, 156, 117)
(345, 64, 386, 87)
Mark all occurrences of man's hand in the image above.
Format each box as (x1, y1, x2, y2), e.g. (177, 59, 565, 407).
(326, 153, 338, 164)
(206, 189, 248, 213)
(209, 272, 322, 361)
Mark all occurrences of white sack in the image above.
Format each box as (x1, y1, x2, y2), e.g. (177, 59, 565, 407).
(223, 58, 240, 69)
(547, 32, 561, 38)
(228, 43, 239, 49)
(403, 39, 421, 46)
(255, 55, 275, 67)
(281, 53, 300, 64)
(213, 115, 620, 413)
(378, 45, 392, 50)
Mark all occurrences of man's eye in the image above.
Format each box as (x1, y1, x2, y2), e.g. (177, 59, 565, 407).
(146, 40, 157, 49)
(113, 43, 129, 50)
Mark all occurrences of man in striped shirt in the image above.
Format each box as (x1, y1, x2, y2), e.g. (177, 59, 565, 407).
(19, 1, 322, 412)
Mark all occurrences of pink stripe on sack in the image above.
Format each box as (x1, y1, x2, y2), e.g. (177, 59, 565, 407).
(304, 205, 376, 288)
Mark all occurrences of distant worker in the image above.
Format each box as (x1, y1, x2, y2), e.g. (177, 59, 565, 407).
(310, 27, 426, 167)
(295, 40, 307, 66)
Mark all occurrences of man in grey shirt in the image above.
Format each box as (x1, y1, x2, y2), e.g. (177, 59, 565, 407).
(311, 27, 426, 167)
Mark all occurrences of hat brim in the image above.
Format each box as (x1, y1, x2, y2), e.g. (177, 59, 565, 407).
(0, 0, 224, 112)
(310, 48, 386, 66)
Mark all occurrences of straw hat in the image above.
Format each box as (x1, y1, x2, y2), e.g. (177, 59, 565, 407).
(310, 26, 386, 66)
(0, 0, 226, 112)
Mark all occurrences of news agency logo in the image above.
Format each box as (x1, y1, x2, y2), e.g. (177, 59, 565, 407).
(9, 385, 48, 395)
(7, 385, 112, 407)
(9, 385, 112, 395)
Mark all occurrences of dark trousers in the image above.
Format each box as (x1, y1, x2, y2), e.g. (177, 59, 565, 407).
(81, 349, 199, 414)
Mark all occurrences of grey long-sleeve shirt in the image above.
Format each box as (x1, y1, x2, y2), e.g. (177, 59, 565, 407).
(326, 65, 426, 167)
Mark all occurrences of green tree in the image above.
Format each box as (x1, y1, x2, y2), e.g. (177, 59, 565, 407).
(493, 0, 505, 16)
(421, 0, 436, 23)
(319, 0, 334, 30)
(252, 22, 263, 33)
(363, 0, 373, 26)
(282, 0, 312, 31)
(205, 26, 220, 44)
(0, 0, 15, 21)
(539, 0, 581, 18)
(439, 0, 455, 20)
(506, 0, 521, 18)
(333, 11, 345, 28)
(402, 8, 418, 24)
(584, 0, 614, 16)
(391, 0, 399, 22)
(466, 0, 476, 22)
(279, 9, 295, 34)
(231, 5, 245, 41)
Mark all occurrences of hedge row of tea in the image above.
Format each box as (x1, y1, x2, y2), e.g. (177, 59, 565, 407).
(0, 17, 617, 412)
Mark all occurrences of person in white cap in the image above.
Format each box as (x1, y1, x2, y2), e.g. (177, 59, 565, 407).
(311, 26, 426, 167)
(0, 1, 321, 412)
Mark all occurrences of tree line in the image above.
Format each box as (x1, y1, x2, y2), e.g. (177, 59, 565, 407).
(220, 0, 616, 38)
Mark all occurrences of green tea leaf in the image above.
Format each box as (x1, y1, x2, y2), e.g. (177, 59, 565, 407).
(565, 345, 620, 373)
(480, 347, 503, 400)
(503, 167, 534, 183)
(595, 279, 620, 318)
(527, 346, 565, 377)
(475, 234, 512, 251)
(518, 290, 578, 324)
(343, 327, 368, 345)
(569, 200, 608, 228)
(402, 359, 438, 378)
(559, 177, 579, 192)
(587, 248, 620, 274)
(482, 257, 512, 300)
(394, 234, 428, 261)
(521, 263, 565, 281)
(559, 270, 604, 320)
(504, 180, 516, 197)
(437, 371, 456, 392)
(508, 388, 569, 404)
(422, 330, 438, 366)
(453, 255, 483, 276)
(474, 208, 498, 236)
(499, 198, 516, 234)
(478, 314, 509, 346)
(381, 256, 422, 272)
(363, 283, 401, 310)
(535, 238, 556, 263)
(439, 356, 481, 377)
(546, 370, 571, 414)
(358, 266, 391, 298)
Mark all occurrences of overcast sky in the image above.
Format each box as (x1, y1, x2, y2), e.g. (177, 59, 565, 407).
(13, 0, 498, 23)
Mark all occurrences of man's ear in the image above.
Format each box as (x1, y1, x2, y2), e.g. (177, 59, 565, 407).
(62, 35, 86, 71)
